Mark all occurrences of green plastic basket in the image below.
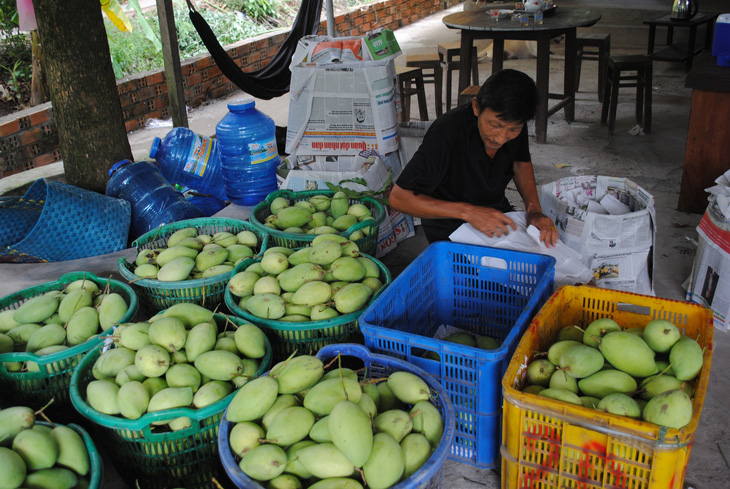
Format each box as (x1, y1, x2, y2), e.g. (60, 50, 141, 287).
(249, 189, 385, 256)
(69, 312, 272, 489)
(224, 252, 392, 361)
(36, 421, 104, 489)
(117, 217, 269, 315)
(0, 272, 138, 418)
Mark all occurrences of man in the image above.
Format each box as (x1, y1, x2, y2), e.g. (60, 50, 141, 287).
(390, 69, 558, 247)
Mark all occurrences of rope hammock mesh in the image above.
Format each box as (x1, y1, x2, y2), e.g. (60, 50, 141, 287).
(185, 0, 324, 100)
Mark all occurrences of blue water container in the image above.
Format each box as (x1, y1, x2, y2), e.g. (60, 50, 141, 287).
(149, 127, 227, 202)
(713, 14, 730, 67)
(106, 160, 203, 240)
(216, 97, 280, 206)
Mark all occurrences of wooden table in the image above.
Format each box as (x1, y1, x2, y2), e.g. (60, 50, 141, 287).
(644, 12, 719, 72)
(442, 7, 602, 144)
(678, 52, 730, 214)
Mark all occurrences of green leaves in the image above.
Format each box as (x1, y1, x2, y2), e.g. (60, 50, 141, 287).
(324, 169, 392, 207)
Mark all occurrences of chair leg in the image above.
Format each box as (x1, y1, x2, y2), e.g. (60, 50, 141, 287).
(400, 81, 411, 122)
(471, 48, 480, 86)
(644, 65, 652, 134)
(434, 65, 443, 117)
(598, 45, 608, 103)
(600, 65, 612, 126)
(446, 60, 454, 112)
(575, 51, 583, 92)
(607, 69, 619, 135)
(415, 76, 429, 121)
(636, 71, 644, 126)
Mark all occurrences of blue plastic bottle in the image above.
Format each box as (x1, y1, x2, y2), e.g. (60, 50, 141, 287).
(216, 97, 280, 206)
(106, 159, 203, 240)
(149, 127, 227, 202)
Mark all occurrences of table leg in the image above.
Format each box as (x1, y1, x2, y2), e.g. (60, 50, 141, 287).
(458, 34, 474, 95)
(647, 25, 656, 56)
(491, 38, 504, 74)
(563, 29, 577, 123)
(705, 20, 715, 49)
(535, 34, 550, 144)
(686, 25, 697, 72)
(667, 25, 674, 45)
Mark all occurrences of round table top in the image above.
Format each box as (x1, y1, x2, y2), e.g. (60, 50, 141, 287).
(442, 6, 602, 32)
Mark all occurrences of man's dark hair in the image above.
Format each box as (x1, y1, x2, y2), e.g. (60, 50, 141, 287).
(475, 69, 538, 123)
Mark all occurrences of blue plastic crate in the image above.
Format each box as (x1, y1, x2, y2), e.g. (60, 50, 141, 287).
(359, 242, 555, 469)
(218, 344, 456, 489)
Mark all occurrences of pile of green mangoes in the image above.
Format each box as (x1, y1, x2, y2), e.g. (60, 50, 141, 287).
(0, 278, 131, 372)
(522, 318, 704, 429)
(82, 303, 268, 429)
(131, 227, 261, 282)
(262, 192, 375, 240)
(228, 237, 384, 322)
(0, 406, 92, 489)
(226, 354, 445, 489)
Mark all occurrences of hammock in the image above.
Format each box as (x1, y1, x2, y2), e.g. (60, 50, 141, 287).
(185, 0, 324, 100)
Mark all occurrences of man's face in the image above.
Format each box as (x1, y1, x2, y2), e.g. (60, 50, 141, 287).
(472, 100, 524, 153)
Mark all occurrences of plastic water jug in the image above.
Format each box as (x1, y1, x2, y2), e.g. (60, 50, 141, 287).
(216, 97, 280, 206)
(106, 159, 203, 240)
(149, 127, 227, 202)
(712, 13, 730, 67)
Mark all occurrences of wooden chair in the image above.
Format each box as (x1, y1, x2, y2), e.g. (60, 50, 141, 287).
(396, 66, 429, 122)
(438, 42, 479, 111)
(601, 55, 652, 135)
(406, 53, 444, 117)
(457, 85, 480, 108)
(576, 33, 611, 102)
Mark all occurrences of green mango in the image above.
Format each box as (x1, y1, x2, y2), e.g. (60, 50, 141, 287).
(297, 443, 355, 479)
(13, 294, 59, 324)
(559, 344, 605, 378)
(401, 432, 432, 478)
(444, 332, 476, 347)
(156, 245, 199, 268)
(304, 377, 362, 416)
(387, 371, 430, 405)
(92, 346, 135, 380)
(97, 293, 128, 329)
(0, 446, 26, 489)
(195, 247, 229, 272)
(555, 324, 585, 342)
(376, 382, 396, 411)
(134, 345, 171, 378)
(333, 283, 372, 314)
(237, 230, 259, 248)
(135, 248, 161, 267)
(374, 409, 412, 443)
(115, 364, 145, 386)
(11, 428, 58, 470)
(577, 370, 637, 399)
(147, 386, 194, 412)
(266, 406, 315, 446)
(546, 340, 582, 366)
(58, 288, 93, 324)
(599, 332, 657, 378)
(193, 380, 233, 409)
(579, 396, 601, 409)
(310, 304, 340, 321)
(23, 467, 78, 489)
(86, 379, 121, 415)
(583, 318, 621, 348)
(669, 337, 703, 381)
(272, 355, 324, 394)
(156, 256, 195, 281)
(26, 323, 66, 353)
(307, 479, 362, 489)
(0, 406, 35, 447)
(0, 332, 14, 354)
(261, 395, 301, 431)
(118, 322, 151, 350)
(227, 376, 279, 422)
(66, 307, 100, 346)
(194, 350, 244, 381)
(309, 416, 332, 443)
(229, 271, 261, 299)
(292, 281, 331, 307)
(166, 363, 202, 392)
(117, 381, 150, 420)
(166, 227, 198, 247)
(7, 323, 42, 346)
(275, 206, 313, 230)
(329, 400, 373, 467)
(287, 248, 312, 267)
(267, 474, 302, 489)
(0, 310, 21, 333)
(642, 319, 681, 353)
(642, 389, 693, 429)
(549, 369, 579, 393)
(597, 393, 641, 418)
(148, 316, 187, 353)
(331, 215, 358, 232)
(184, 322, 217, 362)
(279, 263, 326, 292)
(246, 294, 286, 320)
(229, 421, 264, 457)
(239, 444, 288, 482)
(254, 276, 281, 296)
(284, 441, 317, 479)
(362, 433, 405, 489)
(270, 197, 290, 215)
(142, 377, 168, 398)
(538, 388, 582, 405)
(308, 240, 343, 266)
(329, 192, 349, 219)
(150, 303, 215, 329)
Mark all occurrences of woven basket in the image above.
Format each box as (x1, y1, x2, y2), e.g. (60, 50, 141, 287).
(0, 179, 131, 263)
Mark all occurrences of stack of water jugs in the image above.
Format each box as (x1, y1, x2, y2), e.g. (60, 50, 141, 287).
(106, 96, 280, 240)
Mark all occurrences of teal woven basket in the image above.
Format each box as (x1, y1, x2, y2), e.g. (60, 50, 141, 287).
(0, 179, 131, 263)
(69, 313, 272, 489)
(249, 189, 385, 256)
(224, 252, 392, 361)
(0, 272, 138, 420)
(118, 217, 269, 314)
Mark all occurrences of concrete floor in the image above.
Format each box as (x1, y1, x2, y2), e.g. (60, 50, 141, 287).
(2, 1, 729, 488)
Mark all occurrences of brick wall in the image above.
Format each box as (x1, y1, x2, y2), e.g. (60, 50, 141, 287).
(0, 0, 460, 178)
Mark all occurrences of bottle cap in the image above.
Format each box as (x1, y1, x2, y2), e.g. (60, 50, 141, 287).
(228, 97, 256, 111)
(149, 137, 161, 159)
(108, 159, 133, 177)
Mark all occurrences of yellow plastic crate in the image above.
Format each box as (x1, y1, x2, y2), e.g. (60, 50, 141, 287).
(501, 285, 714, 489)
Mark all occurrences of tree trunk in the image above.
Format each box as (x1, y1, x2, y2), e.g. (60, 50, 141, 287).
(34, 0, 132, 193)
(30, 31, 48, 106)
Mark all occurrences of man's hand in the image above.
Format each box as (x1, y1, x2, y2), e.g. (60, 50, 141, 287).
(527, 210, 558, 248)
(466, 206, 517, 238)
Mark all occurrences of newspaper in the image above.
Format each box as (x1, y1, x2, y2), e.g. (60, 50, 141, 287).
(539, 176, 656, 294)
(689, 200, 730, 331)
(286, 35, 401, 156)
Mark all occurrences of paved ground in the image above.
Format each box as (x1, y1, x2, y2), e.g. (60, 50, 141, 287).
(2, 1, 729, 488)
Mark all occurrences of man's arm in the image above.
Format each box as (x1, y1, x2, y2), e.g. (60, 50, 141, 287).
(389, 184, 517, 238)
(513, 160, 558, 247)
